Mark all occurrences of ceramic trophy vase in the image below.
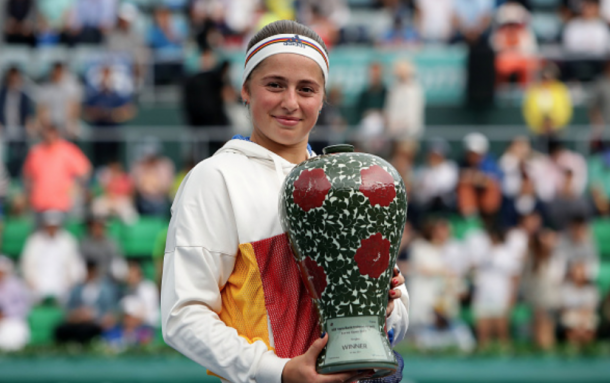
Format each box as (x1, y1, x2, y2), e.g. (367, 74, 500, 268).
(279, 144, 408, 378)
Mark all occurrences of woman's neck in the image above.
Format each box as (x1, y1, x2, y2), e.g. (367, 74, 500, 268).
(250, 131, 309, 164)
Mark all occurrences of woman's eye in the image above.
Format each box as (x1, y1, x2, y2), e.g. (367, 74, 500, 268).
(301, 87, 314, 93)
(267, 82, 281, 88)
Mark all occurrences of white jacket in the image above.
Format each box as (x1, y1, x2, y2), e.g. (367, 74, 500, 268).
(161, 139, 409, 383)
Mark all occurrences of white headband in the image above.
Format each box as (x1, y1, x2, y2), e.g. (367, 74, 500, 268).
(242, 34, 329, 87)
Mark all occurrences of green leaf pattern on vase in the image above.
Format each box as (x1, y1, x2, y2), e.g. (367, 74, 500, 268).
(279, 148, 408, 372)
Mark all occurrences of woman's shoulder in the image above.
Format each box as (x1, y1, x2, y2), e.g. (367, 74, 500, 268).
(175, 148, 255, 197)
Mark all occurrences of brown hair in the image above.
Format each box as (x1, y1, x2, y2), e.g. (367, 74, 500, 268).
(244, 20, 328, 89)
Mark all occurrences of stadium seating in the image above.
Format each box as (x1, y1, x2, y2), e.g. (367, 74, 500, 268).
(1, 217, 34, 259)
(0, 217, 168, 259)
(27, 305, 65, 346)
(597, 262, 610, 294)
(592, 218, 610, 259)
(119, 217, 168, 257)
(448, 215, 482, 240)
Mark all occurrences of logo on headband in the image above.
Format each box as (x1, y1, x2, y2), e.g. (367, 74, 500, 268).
(284, 35, 306, 48)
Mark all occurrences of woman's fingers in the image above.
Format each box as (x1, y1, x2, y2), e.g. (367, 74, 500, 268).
(305, 333, 329, 361)
(391, 270, 405, 288)
(389, 288, 402, 300)
(386, 299, 395, 317)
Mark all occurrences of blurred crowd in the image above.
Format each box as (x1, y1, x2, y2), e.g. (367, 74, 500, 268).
(388, 132, 610, 352)
(2, 0, 610, 354)
(0, 215, 160, 351)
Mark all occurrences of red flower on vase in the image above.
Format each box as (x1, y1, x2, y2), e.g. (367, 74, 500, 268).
(300, 257, 328, 299)
(354, 233, 391, 279)
(293, 169, 332, 212)
(359, 165, 396, 207)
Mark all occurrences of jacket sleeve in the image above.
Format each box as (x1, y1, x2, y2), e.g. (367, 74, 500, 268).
(385, 283, 409, 347)
(160, 162, 289, 383)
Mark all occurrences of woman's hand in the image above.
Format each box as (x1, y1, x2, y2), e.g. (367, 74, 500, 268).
(386, 267, 405, 317)
(282, 334, 374, 383)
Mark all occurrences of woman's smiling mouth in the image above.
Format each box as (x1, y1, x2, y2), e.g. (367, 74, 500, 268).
(273, 115, 301, 126)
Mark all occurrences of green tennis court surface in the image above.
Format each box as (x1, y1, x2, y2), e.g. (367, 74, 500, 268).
(2, 355, 609, 383)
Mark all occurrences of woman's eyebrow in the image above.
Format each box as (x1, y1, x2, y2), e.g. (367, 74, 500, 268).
(261, 75, 321, 86)
(261, 75, 287, 82)
(299, 79, 321, 88)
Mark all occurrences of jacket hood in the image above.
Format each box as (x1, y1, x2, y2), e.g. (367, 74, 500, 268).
(215, 139, 313, 182)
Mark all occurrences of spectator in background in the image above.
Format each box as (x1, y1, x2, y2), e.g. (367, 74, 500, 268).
(527, 139, 586, 205)
(103, 295, 154, 349)
(543, 141, 590, 229)
(80, 215, 126, 282)
(105, 3, 150, 92)
(380, 14, 420, 47)
(499, 137, 532, 201)
(451, 0, 494, 44)
(522, 229, 563, 350)
(36, 0, 74, 46)
(0, 66, 36, 178)
(413, 0, 455, 43)
(149, 5, 188, 85)
(563, 0, 609, 57)
(522, 62, 572, 137)
(407, 218, 456, 329)
(91, 160, 138, 224)
(560, 261, 600, 347)
(188, 0, 228, 51)
(122, 261, 159, 327)
(36, 62, 83, 140)
(67, 0, 117, 45)
(20, 210, 85, 304)
(546, 168, 593, 230)
(588, 145, 610, 216)
(131, 139, 175, 217)
(0, 255, 31, 351)
(183, 50, 233, 156)
(305, 5, 340, 49)
(457, 133, 503, 218)
(23, 123, 91, 217)
(355, 62, 387, 125)
(506, 210, 542, 267)
(83, 65, 135, 167)
(560, 0, 586, 22)
(499, 137, 545, 227)
(589, 62, 610, 148)
(385, 60, 425, 138)
(3, 0, 36, 46)
(468, 222, 520, 348)
(0, 162, 8, 225)
(491, 2, 539, 86)
(547, 140, 588, 197)
(315, 87, 347, 153)
(183, 49, 229, 127)
(389, 140, 418, 199)
(554, 216, 600, 280)
(55, 261, 118, 344)
(297, 0, 349, 47)
(411, 138, 459, 226)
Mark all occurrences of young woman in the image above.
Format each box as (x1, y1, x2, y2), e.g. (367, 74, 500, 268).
(161, 20, 409, 383)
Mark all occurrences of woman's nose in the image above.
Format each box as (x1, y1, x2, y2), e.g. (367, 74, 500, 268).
(281, 88, 299, 112)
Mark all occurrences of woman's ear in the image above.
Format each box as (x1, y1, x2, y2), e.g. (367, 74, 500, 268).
(241, 84, 249, 105)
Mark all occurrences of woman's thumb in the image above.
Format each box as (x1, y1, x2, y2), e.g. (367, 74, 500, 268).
(305, 333, 328, 360)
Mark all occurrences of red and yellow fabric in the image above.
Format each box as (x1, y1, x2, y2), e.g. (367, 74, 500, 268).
(209, 233, 320, 377)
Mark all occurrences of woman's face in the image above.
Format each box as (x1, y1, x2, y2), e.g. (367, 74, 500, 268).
(242, 53, 325, 151)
